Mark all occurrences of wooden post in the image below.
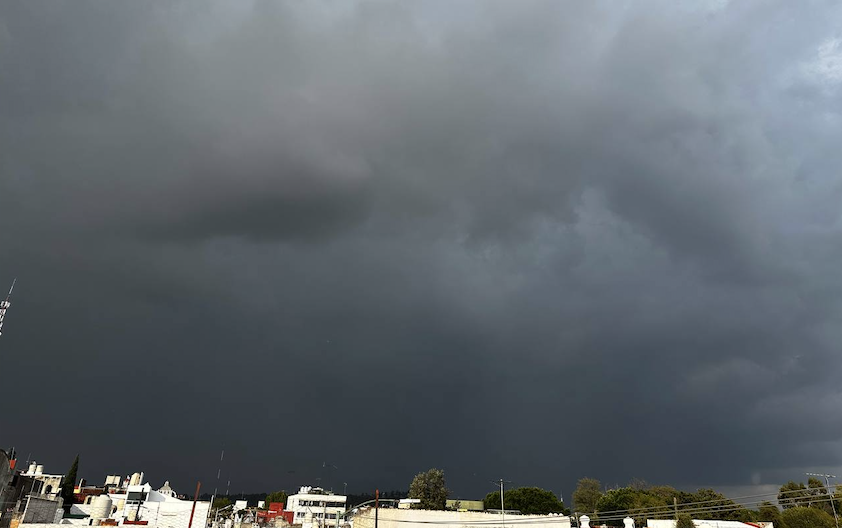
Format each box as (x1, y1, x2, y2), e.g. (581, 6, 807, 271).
(188, 481, 202, 528)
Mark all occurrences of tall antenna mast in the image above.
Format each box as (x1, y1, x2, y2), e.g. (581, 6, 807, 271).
(0, 278, 17, 337)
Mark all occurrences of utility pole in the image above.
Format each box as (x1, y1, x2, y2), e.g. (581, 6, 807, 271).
(493, 479, 511, 528)
(210, 449, 224, 526)
(375, 490, 379, 528)
(673, 497, 678, 520)
(0, 278, 16, 337)
(188, 481, 202, 528)
(807, 472, 839, 528)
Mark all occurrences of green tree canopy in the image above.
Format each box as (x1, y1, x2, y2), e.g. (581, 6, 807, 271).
(214, 497, 232, 510)
(806, 478, 836, 515)
(265, 491, 288, 509)
(573, 478, 602, 514)
(595, 487, 671, 526)
(675, 513, 694, 528)
(777, 479, 836, 514)
(780, 506, 835, 528)
(483, 487, 568, 515)
(756, 501, 781, 525)
(408, 468, 448, 510)
(61, 455, 79, 511)
(678, 488, 743, 520)
(779, 481, 810, 509)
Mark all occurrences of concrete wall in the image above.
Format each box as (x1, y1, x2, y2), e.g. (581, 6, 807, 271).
(646, 521, 773, 528)
(352, 508, 570, 528)
(0, 451, 12, 506)
(22, 496, 63, 524)
(136, 500, 211, 528)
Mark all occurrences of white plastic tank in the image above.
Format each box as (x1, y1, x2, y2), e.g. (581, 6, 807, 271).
(130, 473, 142, 486)
(579, 515, 591, 528)
(35, 465, 44, 475)
(28, 463, 37, 474)
(623, 517, 635, 528)
(90, 495, 113, 520)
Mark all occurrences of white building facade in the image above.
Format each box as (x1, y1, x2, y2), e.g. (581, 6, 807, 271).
(22, 462, 63, 499)
(286, 487, 347, 528)
(68, 481, 210, 528)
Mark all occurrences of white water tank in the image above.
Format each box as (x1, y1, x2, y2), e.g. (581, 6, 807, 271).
(28, 463, 37, 474)
(623, 517, 635, 528)
(579, 515, 591, 528)
(35, 465, 44, 475)
(130, 473, 142, 486)
(90, 495, 113, 520)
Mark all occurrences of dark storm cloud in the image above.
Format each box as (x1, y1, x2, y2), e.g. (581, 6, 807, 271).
(2, 0, 842, 500)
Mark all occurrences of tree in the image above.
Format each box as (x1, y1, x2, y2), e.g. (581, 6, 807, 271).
(214, 497, 232, 510)
(757, 501, 781, 526)
(483, 487, 567, 515)
(780, 506, 835, 528)
(573, 478, 602, 514)
(680, 488, 743, 520)
(675, 513, 694, 528)
(265, 491, 288, 509)
(595, 487, 668, 526)
(408, 468, 448, 510)
(806, 478, 836, 515)
(779, 481, 809, 509)
(61, 455, 79, 512)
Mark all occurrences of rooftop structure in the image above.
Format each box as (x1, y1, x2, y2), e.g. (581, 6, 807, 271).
(286, 486, 347, 528)
(21, 462, 63, 499)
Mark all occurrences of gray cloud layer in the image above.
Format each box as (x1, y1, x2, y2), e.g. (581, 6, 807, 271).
(2, 0, 842, 498)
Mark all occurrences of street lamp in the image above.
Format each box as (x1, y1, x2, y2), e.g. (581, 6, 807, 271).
(806, 473, 839, 528)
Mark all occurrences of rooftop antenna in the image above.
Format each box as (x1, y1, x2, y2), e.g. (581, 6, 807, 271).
(0, 278, 16, 337)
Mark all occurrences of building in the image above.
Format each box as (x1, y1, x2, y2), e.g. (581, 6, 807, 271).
(350, 507, 570, 528)
(444, 500, 484, 512)
(286, 487, 347, 528)
(64, 478, 210, 528)
(8, 493, 64, 525)
(256, 502, 294, 525)
(20, 462, 63, 499)
(0, 449, 13, 505)
(0, 455, 66, 528)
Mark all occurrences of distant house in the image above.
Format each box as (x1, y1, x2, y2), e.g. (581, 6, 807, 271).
(445, 500, 484, 512)
(286, 486, 347, 528)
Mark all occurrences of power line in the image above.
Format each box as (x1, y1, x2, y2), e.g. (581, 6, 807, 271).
(574, 483, 840, 517)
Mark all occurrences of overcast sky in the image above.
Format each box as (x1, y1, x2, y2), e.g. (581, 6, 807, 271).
(2, 0, 842, 502)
